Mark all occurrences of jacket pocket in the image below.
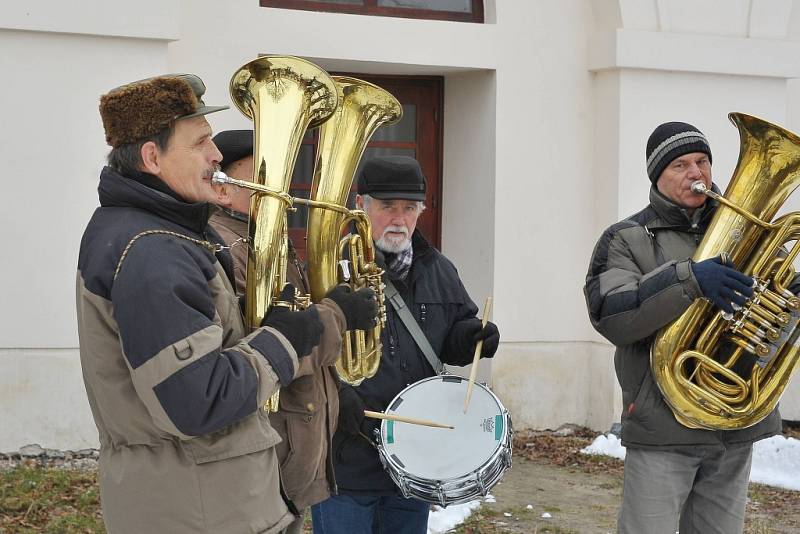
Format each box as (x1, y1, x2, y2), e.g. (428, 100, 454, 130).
(279, 374, 323, 415)
(626, 371, 660, 430)
(187, 411, 282, 464)
(273, 411, 324, 496)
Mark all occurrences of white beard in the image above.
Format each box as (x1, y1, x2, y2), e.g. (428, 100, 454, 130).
(375, 225, 412, 253)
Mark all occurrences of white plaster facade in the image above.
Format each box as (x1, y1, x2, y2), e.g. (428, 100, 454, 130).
(2, 0, 800, 451)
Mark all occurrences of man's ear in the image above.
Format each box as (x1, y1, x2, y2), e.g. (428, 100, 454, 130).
(355, 194, 364, 210)
(140, 141, 161, 175)
(210, 182, 233, 208)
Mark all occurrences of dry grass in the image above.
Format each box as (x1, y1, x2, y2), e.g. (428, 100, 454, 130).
(0, 464, 102, 534)
(2, 424, 797, 533)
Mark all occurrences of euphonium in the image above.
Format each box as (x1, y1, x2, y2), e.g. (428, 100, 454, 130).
(216, 56, 338, 410)
(305, 77, 402, 385)
(652, 113, 800, 430)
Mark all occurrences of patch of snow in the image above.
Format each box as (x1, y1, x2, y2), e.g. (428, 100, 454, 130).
(750, 435, 800, 491)
(580, 433, 800, 491)
(580, 433, 626, 460)
(427, 500, 481, 534)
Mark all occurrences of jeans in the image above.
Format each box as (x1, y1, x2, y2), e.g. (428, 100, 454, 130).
(618, 444, 753, 534)
(311, 494, 429, 534)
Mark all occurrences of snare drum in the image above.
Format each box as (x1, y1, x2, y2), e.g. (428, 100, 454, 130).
(375, 375, 513, 507)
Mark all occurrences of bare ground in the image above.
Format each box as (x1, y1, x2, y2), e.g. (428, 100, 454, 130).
(450, 426, 800, 534)
(3, 426, 798, 533)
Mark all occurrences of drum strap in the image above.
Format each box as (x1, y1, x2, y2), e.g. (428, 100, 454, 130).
(384, 279, 444, 374)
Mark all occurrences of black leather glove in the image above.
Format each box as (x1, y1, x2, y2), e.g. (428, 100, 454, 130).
(445, 318, 500, 366)
(261, 284, 323, 358)
(337, 383, 365, 437)
(325, 285, 379, 331)
(691, 255, 754, 314)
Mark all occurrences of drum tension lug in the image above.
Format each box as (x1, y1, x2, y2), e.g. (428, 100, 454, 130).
(475, 471, 487, 496)
(397, 473, 410, 499)
(436, 483, 447, 508)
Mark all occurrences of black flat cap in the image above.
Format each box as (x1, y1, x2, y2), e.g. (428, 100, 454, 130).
(357, 156, 427, 201)
(213, 129, 254, 166)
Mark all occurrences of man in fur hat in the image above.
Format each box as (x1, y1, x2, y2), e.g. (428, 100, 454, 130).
(76, 74, 350, 534)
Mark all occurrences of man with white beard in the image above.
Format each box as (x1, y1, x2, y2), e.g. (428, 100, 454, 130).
(311, 156, 500, 534)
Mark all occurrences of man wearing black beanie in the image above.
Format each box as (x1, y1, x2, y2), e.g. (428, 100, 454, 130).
(583, 121, 785, 533)
(208, 129, 380, 534)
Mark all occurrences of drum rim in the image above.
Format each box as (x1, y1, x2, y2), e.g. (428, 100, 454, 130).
(377, 374, 512, 481)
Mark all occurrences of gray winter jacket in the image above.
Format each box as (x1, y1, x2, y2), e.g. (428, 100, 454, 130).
(584, 186, 782, 449)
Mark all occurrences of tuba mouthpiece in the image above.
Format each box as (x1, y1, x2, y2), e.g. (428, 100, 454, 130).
(691, 181, 707, 195)
(212, 171, 230, 185)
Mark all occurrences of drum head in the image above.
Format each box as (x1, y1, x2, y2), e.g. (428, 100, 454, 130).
(380, 376, 507, 481)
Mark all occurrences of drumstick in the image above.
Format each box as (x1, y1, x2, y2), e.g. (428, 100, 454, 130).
(463, 296, 493, 413)
(363, 410, 454, 430)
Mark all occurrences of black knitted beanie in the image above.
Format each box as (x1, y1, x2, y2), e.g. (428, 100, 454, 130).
(646, 122, 712, 184)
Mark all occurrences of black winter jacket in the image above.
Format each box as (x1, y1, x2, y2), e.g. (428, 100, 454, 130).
(333, 231, 479, 495)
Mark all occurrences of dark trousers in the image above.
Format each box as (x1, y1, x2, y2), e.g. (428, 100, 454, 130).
(311, 494, 429, 534)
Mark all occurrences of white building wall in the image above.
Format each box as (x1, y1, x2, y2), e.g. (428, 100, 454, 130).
(3, 0, 800, 451)
(589, 0, 800, 421)
(0, 1, 178, 451)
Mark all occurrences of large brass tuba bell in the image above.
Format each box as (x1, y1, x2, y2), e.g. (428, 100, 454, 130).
(652, 113, 800, 430)
(305, 77, 402, 385)
(219, 56, 338, 410)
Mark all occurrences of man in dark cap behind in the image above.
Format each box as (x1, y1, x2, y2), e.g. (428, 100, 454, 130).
(583, 122, 786, 533)
(311, 155, 500, 534)
(208, 129, 380, 534)
(76, 75, 331, 533)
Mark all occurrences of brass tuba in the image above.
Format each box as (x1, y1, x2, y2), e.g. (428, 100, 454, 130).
(216, 56, 338, 410)
(305, 77, 402, 385)
(652, 113, 800, 430)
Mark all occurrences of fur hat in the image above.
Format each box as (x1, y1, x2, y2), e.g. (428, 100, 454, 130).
(99, 74, 228, 148)
(646, 121, 712, 184)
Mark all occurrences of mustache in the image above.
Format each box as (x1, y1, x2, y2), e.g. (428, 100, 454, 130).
(203, 164, 222, 181)
(382, 225, 409, 238)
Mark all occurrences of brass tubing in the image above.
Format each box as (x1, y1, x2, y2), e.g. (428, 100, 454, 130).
(749, 304, 783, 326)
(757, 292, 785, 315)
(695, 316, 727, 354)
(771, 218, 800, 293)
(695, 365, 748, 403)
(738, 321, 764, 340)
(675, 351, 752, 413)
(720, 345, 747, 372)
(690, 183, 774, 229)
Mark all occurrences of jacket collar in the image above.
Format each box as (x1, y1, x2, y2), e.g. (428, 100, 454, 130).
(410, 229, 431, 258)
(406, 230, 433, 283)
(648, 184, 719, 230)
(98, 166, 213, 233)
